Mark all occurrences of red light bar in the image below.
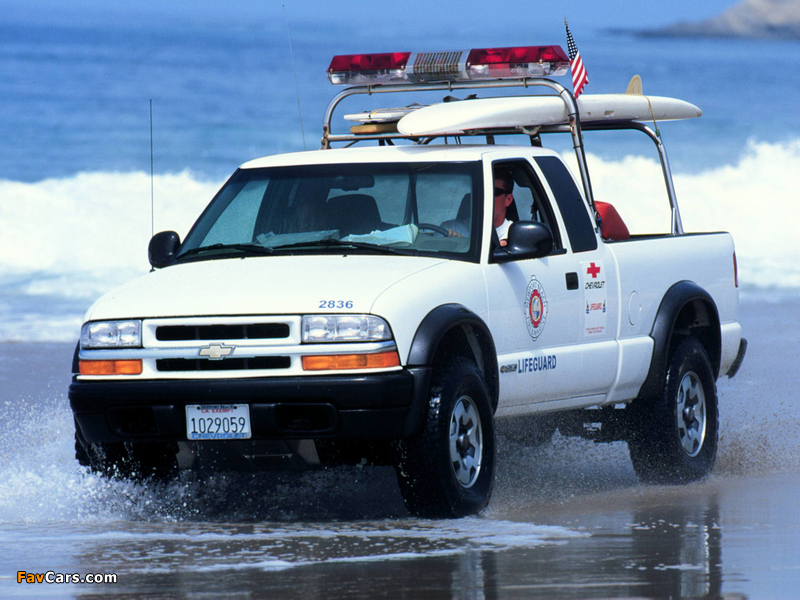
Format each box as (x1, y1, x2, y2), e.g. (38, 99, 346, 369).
(328, 52, 411, 85)
(467, 45, 570, 79)
(468, 45, 569, 65)
(327, 45, 570, 85)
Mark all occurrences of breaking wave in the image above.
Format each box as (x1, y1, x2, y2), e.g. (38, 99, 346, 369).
(1, 138, 799, 341)
(0, 171, 219, 341)
(577, 138, 800, 293)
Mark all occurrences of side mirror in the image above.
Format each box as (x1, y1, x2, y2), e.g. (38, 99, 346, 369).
(493, 221, 554, 263)
(148, 231, 180, 269)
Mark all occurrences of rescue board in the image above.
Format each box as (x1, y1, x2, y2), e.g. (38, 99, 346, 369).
(344, 105, 424, 123)
(396, 94, 702, 136)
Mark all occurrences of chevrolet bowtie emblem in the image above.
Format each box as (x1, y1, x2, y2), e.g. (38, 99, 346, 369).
(198, 343, 235, 360)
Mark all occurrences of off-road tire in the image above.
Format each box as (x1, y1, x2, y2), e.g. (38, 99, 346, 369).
(628, 337, 718, 484)
(395, 358, 495, 518)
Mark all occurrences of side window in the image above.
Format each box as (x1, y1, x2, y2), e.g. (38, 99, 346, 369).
(534, 156, 597, 253)
(492, 160, 562, 250)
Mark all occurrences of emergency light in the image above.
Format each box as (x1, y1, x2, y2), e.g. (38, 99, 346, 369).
(327, 45, 570, 85)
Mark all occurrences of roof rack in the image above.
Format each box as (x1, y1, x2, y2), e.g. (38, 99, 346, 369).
(322, 77, 598, 213)
(321, 77, 687, 235)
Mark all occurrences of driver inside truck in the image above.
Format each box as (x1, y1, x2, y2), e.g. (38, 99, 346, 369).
(492, 167, 515, 246)
(445, 167, 515, 245)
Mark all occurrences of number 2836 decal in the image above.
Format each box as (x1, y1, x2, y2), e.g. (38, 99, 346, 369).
(319, 300, 354, 309)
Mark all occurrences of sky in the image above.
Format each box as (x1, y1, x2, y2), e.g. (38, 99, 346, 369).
(5, 0, 742, 36)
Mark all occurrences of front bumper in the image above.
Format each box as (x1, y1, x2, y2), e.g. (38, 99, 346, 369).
(70, 368, 431, 444)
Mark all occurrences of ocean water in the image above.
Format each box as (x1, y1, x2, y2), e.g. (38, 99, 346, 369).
(2, 19, 800, 342)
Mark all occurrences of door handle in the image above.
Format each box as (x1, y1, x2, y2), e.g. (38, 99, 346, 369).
(565, 272, 579, 290)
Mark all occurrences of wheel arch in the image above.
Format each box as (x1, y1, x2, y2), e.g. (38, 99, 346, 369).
(71, 342, 80, 374)
(637, 281, 721, 400)
(407, 304, 499, 411)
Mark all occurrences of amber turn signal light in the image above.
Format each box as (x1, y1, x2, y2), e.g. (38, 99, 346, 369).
(79, 360, 143, 376)
(301, 351, 400, 371)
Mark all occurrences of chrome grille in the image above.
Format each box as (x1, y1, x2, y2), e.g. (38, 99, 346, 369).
(74, 316, 398, 380)
(156, 356, 291, 372)
(155, 323, 290, 342)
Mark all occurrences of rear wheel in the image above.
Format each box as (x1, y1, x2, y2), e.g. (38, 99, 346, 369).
(628, 337, 718, 484)
(395, 358, 495, 518)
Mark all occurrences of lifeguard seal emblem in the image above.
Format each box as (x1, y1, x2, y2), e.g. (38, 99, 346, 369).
(524, 276, 547, 340)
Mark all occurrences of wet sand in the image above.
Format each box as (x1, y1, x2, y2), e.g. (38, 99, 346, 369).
(1, 293, 799, 599)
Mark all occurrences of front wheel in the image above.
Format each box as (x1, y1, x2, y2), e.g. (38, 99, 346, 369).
(395, 358, 495, 518)
(75, 421, 178, 482)
(628, 337, 719, 484)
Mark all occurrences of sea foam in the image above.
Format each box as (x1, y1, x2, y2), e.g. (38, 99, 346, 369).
(1, 138, 798, 341)
(567, 137, 800, 291)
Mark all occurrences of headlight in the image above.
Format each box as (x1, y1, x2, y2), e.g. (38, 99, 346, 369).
(302, 315, 392, 343)
(80, 320, 142, 348)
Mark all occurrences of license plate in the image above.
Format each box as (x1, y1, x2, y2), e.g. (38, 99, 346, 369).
(185, 404, 252, 440)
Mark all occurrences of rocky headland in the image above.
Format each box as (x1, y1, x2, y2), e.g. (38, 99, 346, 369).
(635, 0, 800, 39)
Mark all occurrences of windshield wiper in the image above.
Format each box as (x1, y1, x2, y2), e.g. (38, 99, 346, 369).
(269, 239, 409, 255)
(177, 243, 275, 260)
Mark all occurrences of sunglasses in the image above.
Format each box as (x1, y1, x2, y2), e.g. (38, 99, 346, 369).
(494, 187, 513, 196)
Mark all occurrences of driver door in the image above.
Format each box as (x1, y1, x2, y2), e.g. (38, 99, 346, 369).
(483, 159, 583, 412)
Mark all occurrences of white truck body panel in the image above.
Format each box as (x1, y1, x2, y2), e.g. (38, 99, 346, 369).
(86, 254, 447, 322)
(81, 144, 741, 411)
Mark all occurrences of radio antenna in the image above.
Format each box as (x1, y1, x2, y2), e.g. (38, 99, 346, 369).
(149, 99, 155, 238)
(283, 5, 306, 150)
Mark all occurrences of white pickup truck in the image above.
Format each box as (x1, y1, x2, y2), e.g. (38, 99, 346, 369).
(70, 45, 746, 517)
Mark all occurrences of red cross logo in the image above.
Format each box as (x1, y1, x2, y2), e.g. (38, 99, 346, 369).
(587, 263, 601, 279)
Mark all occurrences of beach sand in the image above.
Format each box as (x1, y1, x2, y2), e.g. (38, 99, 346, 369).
(1, 293, 799, 598)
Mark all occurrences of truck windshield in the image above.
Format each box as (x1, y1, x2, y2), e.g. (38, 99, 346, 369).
(178, 162, 483, 262)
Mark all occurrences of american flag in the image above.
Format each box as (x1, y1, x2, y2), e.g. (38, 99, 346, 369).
(565, 20, 588, 98)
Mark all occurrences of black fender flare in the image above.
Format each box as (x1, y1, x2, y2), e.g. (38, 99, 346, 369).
(407, 304, 499, 411)
(637, 281, 721, 400)
(71, 342, 80, 375)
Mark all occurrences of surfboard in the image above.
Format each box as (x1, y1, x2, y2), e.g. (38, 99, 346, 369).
(625, 75, 643, 95)
(395, 94, 702, 136)
(344, 105, 425, 123)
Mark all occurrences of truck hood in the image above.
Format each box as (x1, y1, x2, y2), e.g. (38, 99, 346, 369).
(85, 255, 446, 321)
